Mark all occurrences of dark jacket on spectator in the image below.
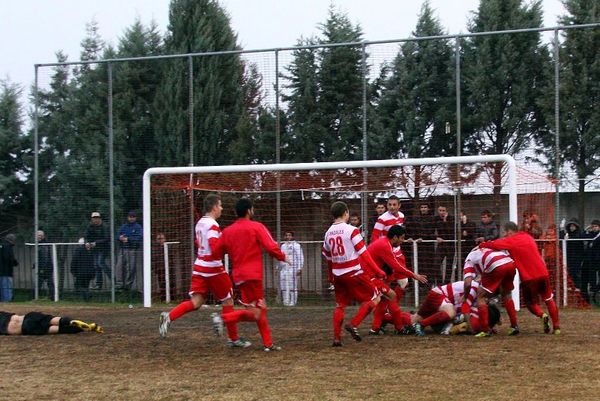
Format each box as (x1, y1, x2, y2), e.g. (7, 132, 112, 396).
(0, 239, 18, 276)
(85, 222, 110, 252)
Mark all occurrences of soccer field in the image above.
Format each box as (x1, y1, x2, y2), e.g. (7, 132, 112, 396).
(1, 304, 599, 401)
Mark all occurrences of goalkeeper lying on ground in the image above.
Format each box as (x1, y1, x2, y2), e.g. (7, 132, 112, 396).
(0, 311, 103, 335)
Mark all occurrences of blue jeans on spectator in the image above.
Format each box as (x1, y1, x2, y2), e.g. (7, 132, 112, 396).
(93, 252, 111, 289)
(0, 276, 13, 302)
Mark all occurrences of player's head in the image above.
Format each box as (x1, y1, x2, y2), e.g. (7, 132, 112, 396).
(235, 197, 254, 218)
(284, 231, 294, 241)
(375, 199, 387, 215)
(349, 212, 361, 227)
(387, 195, 400, 214)
(331, 201, 349, 220)
(387, 225, 406, 246)
(503, 221, 518, 236)
(480, 210, 493, 223)
(488, 303, 502, 328)
(203, 193, 223, 217)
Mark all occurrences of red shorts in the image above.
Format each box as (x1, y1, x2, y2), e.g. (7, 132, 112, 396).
(417, 291, 446, 318)
(522, 276, 553, 303)
(480, 262, 516, 294)
(189, 272, 233, 301)
(334, 271, 379, 307)
(371, 278, 392, 296)
(237, 280, 266, 308)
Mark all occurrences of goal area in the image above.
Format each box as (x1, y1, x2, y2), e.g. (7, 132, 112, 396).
(142, 155, 571, 309)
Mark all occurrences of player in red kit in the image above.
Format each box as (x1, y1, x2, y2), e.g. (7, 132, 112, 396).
(367, 225, 428, 334)
(158, 194, 250, 348)
(213, 198, 289, 351)
(462, 246, 518, 337)
(323, 201, 383, 346)
(481, 221, 560, 335)
(370, 195, 404, 243)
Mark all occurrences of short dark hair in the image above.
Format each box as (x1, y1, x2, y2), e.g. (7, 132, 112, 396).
(285, 230, 294, 236)
(203, 193, 221, 214)
(350, 211, 360, 218)
(388, 195, 400, 203)
(235, 198, 253, 218)
(387, 225, 405, 238)
(504, 221, 518, 232)
(481, 210, 492, 217)
(331, 201, 348, 218)
(376, 198, 387, 206)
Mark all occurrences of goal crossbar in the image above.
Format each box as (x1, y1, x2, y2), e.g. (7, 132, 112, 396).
(142, 154, 518, 307)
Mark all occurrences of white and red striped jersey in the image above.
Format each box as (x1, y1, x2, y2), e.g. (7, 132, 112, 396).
(322, 222, 367, 276)
(370, 211, 405, 242)
(193, 216, 225, 276)
(432, 280, 479, 313)
(463, 247, 513, 280)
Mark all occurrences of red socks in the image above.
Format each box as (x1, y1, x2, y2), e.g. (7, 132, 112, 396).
(420, 311, 451, 328)
(478, 303, 490, 333)
(545, 298, 560, 330)
(503, 298, 518, 328)
(371, 301, 387, 330)
(221, 304, 239, 341)
(256, 309, 273, 347)
(386, 300, 404, 330)
(333, 307, 345, 341)
(350, 300, 376, 328)
(169, 300, 196, 321)
(221, 309, 256, 324)
(527, 303, 545, 318)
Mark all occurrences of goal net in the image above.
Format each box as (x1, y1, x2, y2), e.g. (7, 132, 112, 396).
(142, 155, 572, 309)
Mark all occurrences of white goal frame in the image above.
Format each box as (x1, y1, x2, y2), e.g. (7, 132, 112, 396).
(142, 155, 519, 308)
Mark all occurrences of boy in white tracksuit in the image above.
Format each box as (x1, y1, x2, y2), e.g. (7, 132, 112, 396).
(278, 231, 304, 306)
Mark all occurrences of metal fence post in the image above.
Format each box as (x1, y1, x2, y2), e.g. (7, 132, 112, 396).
(108, 62, 115, 303)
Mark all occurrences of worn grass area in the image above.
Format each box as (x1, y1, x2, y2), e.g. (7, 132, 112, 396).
(1, 304, 599, 401)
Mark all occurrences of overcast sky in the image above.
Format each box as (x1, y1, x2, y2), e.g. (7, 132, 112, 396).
(2, 0, 567, 94)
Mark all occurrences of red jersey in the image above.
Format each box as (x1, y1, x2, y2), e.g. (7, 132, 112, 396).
(367, 237, 416, 280)
(370, 211, 405, 243)
(481, 232, 548, 282)
(193, 216, 225, 276)
(217, 218, 286, 284)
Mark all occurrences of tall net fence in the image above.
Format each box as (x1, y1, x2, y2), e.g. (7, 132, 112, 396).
(13, 25, 599, 305)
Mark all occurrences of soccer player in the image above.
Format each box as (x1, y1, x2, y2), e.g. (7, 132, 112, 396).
(159, 194, 250, 348)
(367, 225, 428, 334)
(323, 201, 383, 346)
(481, 221, 561, 335)
(462, 246, 519, 337)
(1, 311, 102, 335)
(370, 195, 405, 243)
(214, 198, 289, 352)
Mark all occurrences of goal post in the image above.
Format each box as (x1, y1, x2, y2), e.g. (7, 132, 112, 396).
(142, 154, 518, 308)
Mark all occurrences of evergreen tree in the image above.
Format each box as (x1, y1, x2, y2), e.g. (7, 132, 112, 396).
(317, 7, 366, 161)
(376, 2, 455, 199)
(0, 79, 28, 232)
(112, 19, 164, 214)
(462, 0, 548, 204)
(153, 0, 248, 167)
(281, 37, 326, 162)
(535, 0, 600, 223)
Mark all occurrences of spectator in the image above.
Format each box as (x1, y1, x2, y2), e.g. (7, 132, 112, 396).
(560, 217, 584, 289)
(278, 231, 304, 306)
(581, 219, 600, 304)
(406, 202, 435, 282)
(0, 310, 102, 335)
(434, 206, 455, 285)
(475, 210, 499, 244)
(84, 212, 111, 290)
(0, 234, 18, 302)
(116, 211, 143, 291)
(521, 212, 543, 240)
(542, 224, 560, 270)
(35, 230, 55, 300)
(458, 211, 476, 265)
(71, 238, 95, 302)
(368, 199, 387, 239)
(349, 212, 362, 229)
